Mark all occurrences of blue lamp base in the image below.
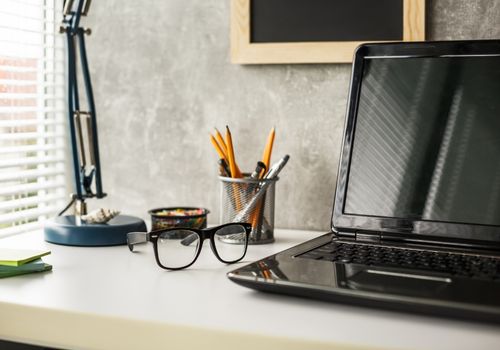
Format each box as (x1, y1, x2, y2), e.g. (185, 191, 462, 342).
(44, 215, 147, 246)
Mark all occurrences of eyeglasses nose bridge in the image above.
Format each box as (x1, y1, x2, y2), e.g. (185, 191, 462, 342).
(194, 230, 212, 254)
(200, 230, 211, 241)
(203, 230, 221, 258)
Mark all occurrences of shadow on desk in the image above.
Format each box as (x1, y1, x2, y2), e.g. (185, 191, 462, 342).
(0, 339, 60, 350)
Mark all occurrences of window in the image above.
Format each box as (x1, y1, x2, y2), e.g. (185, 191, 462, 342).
(0, 0, 66, 237)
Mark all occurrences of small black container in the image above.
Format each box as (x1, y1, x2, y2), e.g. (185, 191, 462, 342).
(148, 207, 209, 231)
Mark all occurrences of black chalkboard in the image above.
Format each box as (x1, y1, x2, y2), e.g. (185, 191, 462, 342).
(251, 0, 404, 43)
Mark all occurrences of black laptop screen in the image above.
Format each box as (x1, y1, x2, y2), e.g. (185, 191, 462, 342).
(344, 56, 500, 226)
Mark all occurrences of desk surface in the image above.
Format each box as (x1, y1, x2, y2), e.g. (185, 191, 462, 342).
(0, 229, 499, 350)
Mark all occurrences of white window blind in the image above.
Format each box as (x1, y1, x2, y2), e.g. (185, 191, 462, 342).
(0, 0, 66, 237)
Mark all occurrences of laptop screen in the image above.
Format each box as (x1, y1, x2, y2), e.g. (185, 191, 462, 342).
(344, 56, 500, 226)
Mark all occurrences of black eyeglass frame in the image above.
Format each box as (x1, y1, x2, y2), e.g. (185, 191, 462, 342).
(127, 222, 252, 270)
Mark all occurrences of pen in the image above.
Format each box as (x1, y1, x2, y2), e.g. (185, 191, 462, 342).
(250, 161, 266, 179)
(234, 155, 290, 222)
(252, 155, 286, 236)
(249, 161, 266, 232)
(263, 154, 289, 181)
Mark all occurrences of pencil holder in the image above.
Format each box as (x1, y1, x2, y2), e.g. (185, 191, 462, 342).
(219, 175, 277, 244)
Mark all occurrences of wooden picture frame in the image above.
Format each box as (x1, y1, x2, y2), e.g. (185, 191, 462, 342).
(230, 0, 425, 64)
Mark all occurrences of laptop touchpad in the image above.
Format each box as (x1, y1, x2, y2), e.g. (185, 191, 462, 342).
(347, 268, 451, 297)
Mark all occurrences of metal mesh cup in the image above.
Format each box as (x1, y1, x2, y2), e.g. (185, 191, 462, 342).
(219, 175, 277, 244)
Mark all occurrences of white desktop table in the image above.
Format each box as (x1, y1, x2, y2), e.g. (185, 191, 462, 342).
(0, 228, 499, 350)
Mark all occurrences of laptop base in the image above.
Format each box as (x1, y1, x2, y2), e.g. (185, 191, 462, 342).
(228, 234, 500, 324)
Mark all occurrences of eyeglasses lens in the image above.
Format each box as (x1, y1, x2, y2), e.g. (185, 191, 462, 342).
(157, 230, 200, 269)
(213, 224, 247, 262)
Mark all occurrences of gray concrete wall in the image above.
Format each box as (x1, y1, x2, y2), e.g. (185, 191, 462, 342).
(85, 1, 500, 231)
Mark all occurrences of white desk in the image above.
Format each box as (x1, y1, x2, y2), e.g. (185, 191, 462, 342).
(0, 229, 499, 350)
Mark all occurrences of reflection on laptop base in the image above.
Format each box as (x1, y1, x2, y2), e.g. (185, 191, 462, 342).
(228, 40, 500, 323)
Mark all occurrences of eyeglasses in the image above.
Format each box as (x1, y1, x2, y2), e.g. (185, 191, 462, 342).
(127, 223, 252, 270)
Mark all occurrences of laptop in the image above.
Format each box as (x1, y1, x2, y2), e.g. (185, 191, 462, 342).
(227, 40, 500, 323)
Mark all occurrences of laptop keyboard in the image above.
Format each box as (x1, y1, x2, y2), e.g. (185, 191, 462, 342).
(298, 241, 500, 281)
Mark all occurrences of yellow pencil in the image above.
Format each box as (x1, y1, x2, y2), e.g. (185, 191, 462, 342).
(214, 128, 228, 156)
(260, 127, 275, 177)
(225, 126, 242, 178)
(225, 126, 243, 211)
(210, 134, 228, 161)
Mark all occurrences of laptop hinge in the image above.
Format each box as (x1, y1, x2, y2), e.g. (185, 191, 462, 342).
(355, 231, 381, 243)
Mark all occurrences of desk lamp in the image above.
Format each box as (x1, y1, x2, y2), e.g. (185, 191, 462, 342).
(44, 0, 146, 246)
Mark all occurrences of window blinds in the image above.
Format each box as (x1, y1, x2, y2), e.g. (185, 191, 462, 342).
(0, 0, 66, 237)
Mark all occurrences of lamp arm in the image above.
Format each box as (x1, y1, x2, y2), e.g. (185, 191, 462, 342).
(60, 0, 106, 215)
(77, 29, 104, 198)
(65, 29, 83, 200)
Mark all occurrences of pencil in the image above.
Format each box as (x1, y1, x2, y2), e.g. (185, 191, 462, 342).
(214, 128, 228, 156)
(261, 127, 275, 177)
(251, 198, 264, 234)
(224, 126, 244, 212)
(210, 134, 228, 161)
(225, 126, 242, 178)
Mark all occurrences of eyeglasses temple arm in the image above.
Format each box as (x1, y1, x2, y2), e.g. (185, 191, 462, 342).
(180, 233, 199, 246)
(127, 231, 149, 252)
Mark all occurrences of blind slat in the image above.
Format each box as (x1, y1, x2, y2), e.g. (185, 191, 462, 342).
(0, 168, 65, 182)
(0, 93, 63, 99)
(0, 206, 60, 225)
(0, 92, 60, 101)
(0, 25, 57, 36)
(0, 65, 64, 73)
(0, 221, 43, 238)
(0, 180, 65, 197)
(0, 118, 64, 128)
(0, 155, 65, 168)
(0, 143, 63, 154)
(0, 40, 64, 49)
(0, 131, 65, 141)
(0, 107, 64, 113)
(0, 12, 57, 23)
(2, 0, 55, 9)
(0, 193, 65, 211)
(0, 80, 64, 87)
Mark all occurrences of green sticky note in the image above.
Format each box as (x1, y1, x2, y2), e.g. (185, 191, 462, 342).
(0, 261, 52, 279)
(0, 248, 51, 266)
